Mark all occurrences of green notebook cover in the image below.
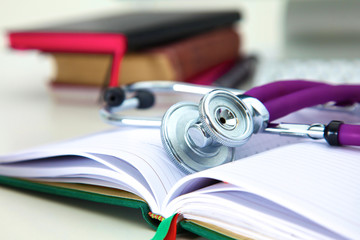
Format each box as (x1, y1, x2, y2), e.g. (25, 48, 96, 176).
(0, 176, 241, 240)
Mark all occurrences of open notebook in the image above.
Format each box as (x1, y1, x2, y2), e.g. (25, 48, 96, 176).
(0, 107, 359, 240)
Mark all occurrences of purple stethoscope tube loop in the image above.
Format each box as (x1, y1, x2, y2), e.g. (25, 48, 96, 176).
(245, 80, 360, 146)
(263, 85, 360, 121)
(245, 80, 329, 103)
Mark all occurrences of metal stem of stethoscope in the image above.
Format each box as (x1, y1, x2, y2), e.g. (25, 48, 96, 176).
(126, 81, 244, 95)
(101, 81, 244, 127)
(101, 109, 329, 138)
(100, 96, 330, 139)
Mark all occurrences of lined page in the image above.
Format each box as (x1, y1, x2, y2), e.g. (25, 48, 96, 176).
(0, 125, 304, 209)
(0, 156, 148, 199)
(164, 183, 344, 239)
(168, 142, 360, 239)
(0, 127, 185, 211)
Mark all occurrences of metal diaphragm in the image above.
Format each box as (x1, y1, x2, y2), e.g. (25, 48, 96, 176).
(161, 102, 234, 174)
(199, 90, 254, 147)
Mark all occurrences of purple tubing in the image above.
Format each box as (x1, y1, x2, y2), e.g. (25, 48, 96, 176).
(339, 124, 360, 146)
(264, 85, 360, 121)
(243, 80, 360, 146)
(245, 80, 329, 102)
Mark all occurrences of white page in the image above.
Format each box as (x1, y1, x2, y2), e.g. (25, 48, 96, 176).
(165, 142, 360, 239)
(164, 183, 344, 239)
(0, 127, 186, 210)
(0, 155, 158, 209)
(0, 126, 304, 209)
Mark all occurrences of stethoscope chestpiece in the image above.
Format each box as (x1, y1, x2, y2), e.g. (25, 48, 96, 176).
(199, 90, 254, 147)
(161, 102, 235, 174)
(161, 89, 269, 174)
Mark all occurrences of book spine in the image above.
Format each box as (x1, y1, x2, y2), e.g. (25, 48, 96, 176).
(155, 27, 240, 81)
(48, 61, 232, 105)
(52, 53, 113, 86)
(51, 27, 240, 87)
(9, 32, 127, 87)
(186, 59, 235, 85)
(52, 53, 176, 86)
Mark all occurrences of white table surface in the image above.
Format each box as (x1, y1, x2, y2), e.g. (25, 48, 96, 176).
(0, 50, 205, 240)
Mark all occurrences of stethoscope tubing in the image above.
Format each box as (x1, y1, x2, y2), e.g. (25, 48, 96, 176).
(339, 124, 360, 146)
(262, 84, 360, 121)
(245, 80, 360, 146)
(245, 80, 328, 103)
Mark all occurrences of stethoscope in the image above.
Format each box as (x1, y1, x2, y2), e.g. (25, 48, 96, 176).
(100, 80, 360, 174)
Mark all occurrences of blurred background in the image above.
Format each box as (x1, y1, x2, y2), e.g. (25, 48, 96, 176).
(2, 0, 360, 93)
(0, 0, 290, 153)
(2, 0, 360, 58)
(0, 0, 285, 58)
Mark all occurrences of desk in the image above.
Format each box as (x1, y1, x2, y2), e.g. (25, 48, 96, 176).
(0, 50, 195, 240)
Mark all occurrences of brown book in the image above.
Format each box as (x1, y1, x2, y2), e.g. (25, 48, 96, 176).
(48, 59, 236, 105)
(51, 27, 241, 86)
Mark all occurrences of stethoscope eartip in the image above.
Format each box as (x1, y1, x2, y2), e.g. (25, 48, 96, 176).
(133, 90, 155, 109)
(104, 87, 126, 107)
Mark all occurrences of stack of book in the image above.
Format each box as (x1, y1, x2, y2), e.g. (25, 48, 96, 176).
(8, 11, 243, 103)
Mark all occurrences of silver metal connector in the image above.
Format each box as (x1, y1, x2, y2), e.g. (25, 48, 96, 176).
(264, 123, 325, 139)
